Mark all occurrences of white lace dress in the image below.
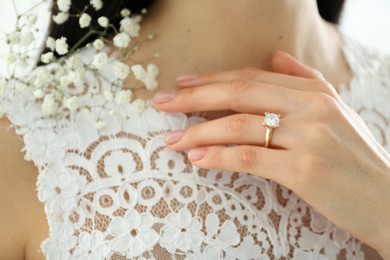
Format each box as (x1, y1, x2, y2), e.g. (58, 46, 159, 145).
(2, 34, 390, 260)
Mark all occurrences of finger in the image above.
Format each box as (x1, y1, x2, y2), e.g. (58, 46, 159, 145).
(154, 80, 300, 115)
(271, 51, 325, 80)
(187, 145, 293, 186)
(164, 113, 290, 150)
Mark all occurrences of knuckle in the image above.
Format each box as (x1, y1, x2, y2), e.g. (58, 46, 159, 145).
(293, 154, 324, 186)
(226, 79, 252, 94)
(226, 114, 249, 134)
(310, 79, 336, 96)
(310, 93, 339, 117)
(238, 146, 259, 165)
(237, 67, 260, 80)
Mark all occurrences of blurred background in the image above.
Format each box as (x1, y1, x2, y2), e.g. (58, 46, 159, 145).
(1, 0, 390, 76)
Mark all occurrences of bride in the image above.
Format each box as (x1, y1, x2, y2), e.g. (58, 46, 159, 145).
(0, 0, 389, 259)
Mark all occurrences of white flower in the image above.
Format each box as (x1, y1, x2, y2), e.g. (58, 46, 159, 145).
(53, 12, 69, 24)
(90, 0, 103, 10)
(113, 32, 131, 48)
(95, 119, 107, 130)
(65, 54, 81, 70)
(34, 78, 44, 88)
(42, 93, 58, 115)
(115, 90, 132, 105)
(93, 39, 105, 50)
(68, 70, 84, 84)
(121, 8, 131, 17)
(131, 64, 159, 90)
(38, 166, 86, 214)
(92, 52, 108, 69)
(46, 37, 56, 51)
(104, 90, 114, 101)
(57, 0, 71, 12)
(114, 62, 130, 79)
(130, 99, 146, 112)
(64, 96, 80, 111)
(34, 89, 45, 99)
(108, 209, 158, 257)
(160, 208, 203, 253)
(73, 231, 110, 259)
(40, 223, 77, 260)
(40, 52, 54, 64)
(0, 79, 6, 96)
(20, 32, 34, 46)
(79, 13, 92, 28)
(25, 14, 38, 26)
(55, 37, 69, 55)
(97, 16, 109, 27)
(7, 32, 20, 45)
(120, 17, 140, 37)
(6, 53, 16, 64)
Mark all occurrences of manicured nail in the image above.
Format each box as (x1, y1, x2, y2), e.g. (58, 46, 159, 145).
(165, 130, 185, 145)
(188, 148, 206, 161)
(154, 91, 176, 103)
(176, 73, 198, 82)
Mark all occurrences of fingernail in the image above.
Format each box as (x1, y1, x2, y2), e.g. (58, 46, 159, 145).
(154, 92, 176, 103)
(176, 73, 197, 82)
(165, 130, 185, 145)
(188, 148, 206, 161)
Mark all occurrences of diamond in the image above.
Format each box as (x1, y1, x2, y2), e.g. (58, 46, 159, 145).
(263, 113, 280, 128)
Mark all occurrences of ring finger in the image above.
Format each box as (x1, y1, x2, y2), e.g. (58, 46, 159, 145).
(164, 113, 292, 151)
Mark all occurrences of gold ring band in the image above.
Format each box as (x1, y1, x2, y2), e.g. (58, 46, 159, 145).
(263, 112, 281, 148)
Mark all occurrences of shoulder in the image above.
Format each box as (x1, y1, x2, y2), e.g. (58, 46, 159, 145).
(0, 116, 47, 259)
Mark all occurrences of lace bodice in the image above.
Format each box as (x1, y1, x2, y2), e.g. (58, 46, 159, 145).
(2, 34, 389, 260)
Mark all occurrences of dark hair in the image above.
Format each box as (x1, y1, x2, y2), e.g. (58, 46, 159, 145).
(48, 0, 346, 55)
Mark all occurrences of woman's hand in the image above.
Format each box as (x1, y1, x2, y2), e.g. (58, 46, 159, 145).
(153, 51, 390, 258)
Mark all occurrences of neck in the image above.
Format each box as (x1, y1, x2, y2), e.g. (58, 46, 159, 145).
(132, 0, 350, 93)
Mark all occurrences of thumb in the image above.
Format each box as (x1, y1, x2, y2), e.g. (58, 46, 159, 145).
(271, 51, 325, 80)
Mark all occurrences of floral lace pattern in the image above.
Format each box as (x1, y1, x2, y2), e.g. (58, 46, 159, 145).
(2, 34, 389, 260)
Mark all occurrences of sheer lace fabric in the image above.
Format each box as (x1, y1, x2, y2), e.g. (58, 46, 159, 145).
(2, 35, 389, 260)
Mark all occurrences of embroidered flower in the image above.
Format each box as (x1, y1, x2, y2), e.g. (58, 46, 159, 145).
(186, 245, 223, 260)
(73, 231, 110, 259)
(104, 150, 137, 179)
(38, 167, 86, 214)
(160, 208, 203, 253)
(108, 209, 158, 257)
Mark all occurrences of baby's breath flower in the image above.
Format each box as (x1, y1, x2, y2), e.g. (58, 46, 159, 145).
(97, 16, 109, 28)
(141, 8, 148, 14)
(131, 64, 159, 90)
(46, 37, 56, 51)
(131, 99, 146, 112)
(79, 13, 92, 28)
(113, 32, 131, 48)
(34, 78, 44, 88)
(68, 70, 84, 84)
(42, 93, 58, 115)
(115, 89, 132, 105)
(25, 14, 38, 26)
(64, 96, 80, 111)
(121, 8, 131, 17)
(93, 39, 105, 50)
(90, 0, 103, 11)
(53, 12, 69, 24)
(41, 52, 54, 64)
(92, 53, 108, 69)
(95, 119, 107, 130)
(120, 17, 140, 37)
(114, 62, 130, 79)
(55, 37, 69, 55)
(6, 53, 17, 64)
(20, 32, 35, 46)
(65, 54, 81, 70)
(34, 88, 45, 99)
(7, 32, 20, 45)
(60, 75, 71, 87)
(104, 90, 114, 101)
(57, 0, 71, 12)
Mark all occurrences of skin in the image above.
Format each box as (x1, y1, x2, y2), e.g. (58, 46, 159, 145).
(0, 0, 387, 258)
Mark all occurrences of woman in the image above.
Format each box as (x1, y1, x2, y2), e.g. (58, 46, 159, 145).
(0, 0, 389, 259)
